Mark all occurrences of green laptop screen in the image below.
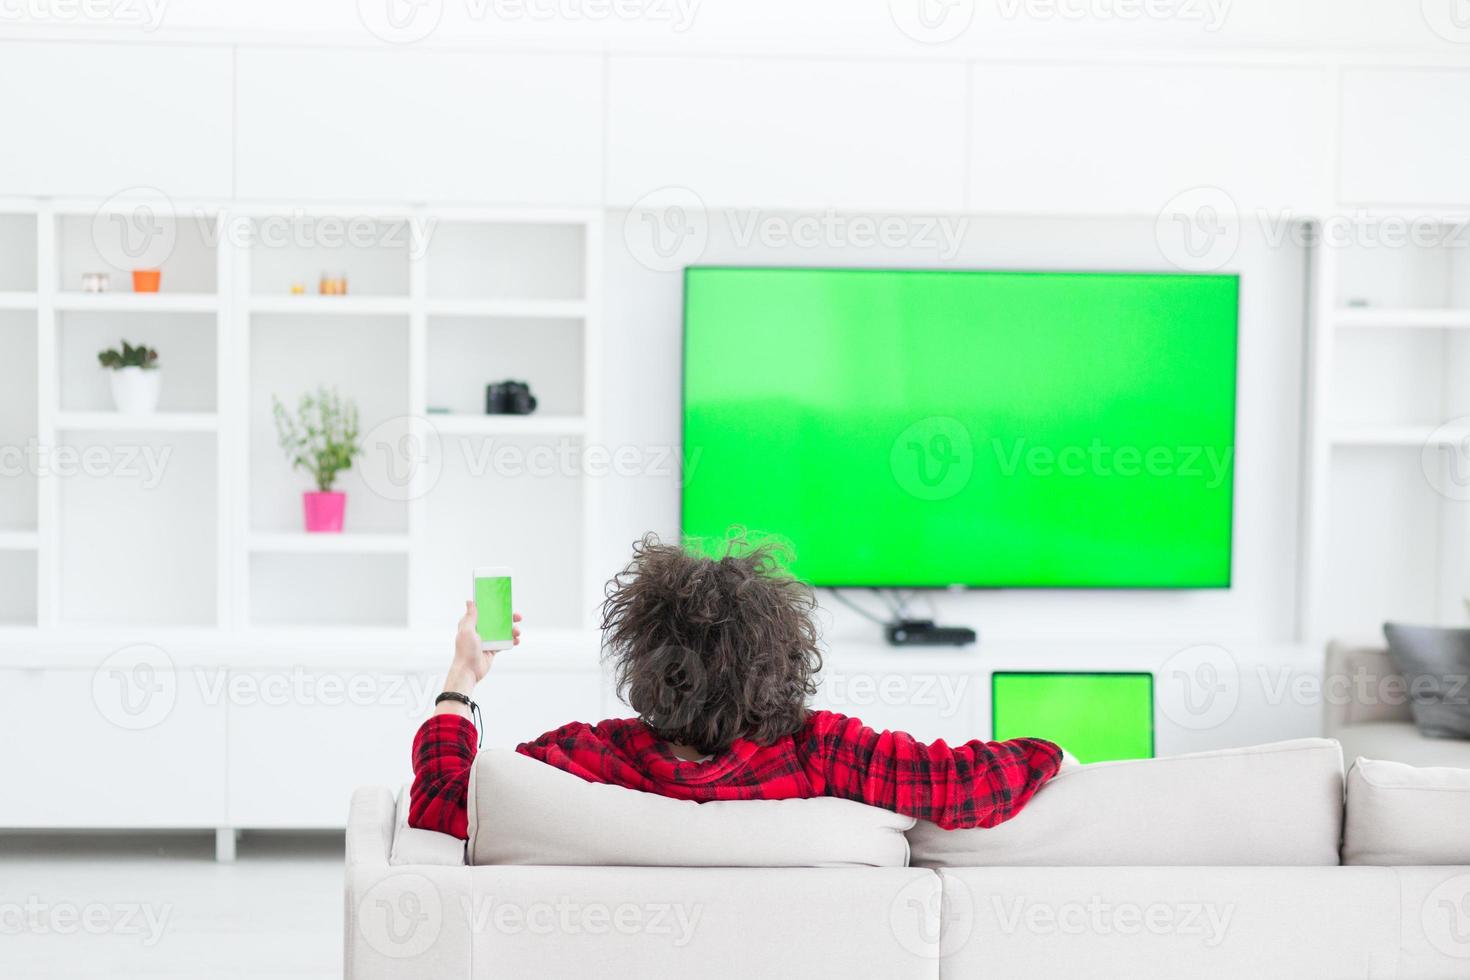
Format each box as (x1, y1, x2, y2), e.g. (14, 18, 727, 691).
(992, 672, 1155, 763)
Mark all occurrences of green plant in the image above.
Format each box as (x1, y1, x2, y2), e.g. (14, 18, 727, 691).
(272, 387, 362, 492)
(97, 340, 159, 370)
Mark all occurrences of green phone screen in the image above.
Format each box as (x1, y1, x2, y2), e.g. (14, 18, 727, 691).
(474, 576, 513, 642)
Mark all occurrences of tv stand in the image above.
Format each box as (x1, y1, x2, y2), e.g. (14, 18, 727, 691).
(884, 618, 978, 647)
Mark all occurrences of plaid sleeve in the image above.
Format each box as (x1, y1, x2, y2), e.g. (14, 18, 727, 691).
(408, 714, 478, 839)
(803, 710, 1062, 830)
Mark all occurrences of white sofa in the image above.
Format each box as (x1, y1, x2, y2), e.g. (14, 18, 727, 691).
(346, 738, 1470, 979)
(1325, 640, 1470, 769)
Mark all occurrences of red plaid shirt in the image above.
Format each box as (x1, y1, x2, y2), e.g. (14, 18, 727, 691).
(411, 711, 1061, 840)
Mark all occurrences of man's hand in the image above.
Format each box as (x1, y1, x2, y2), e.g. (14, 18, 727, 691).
(437, 602, 522, 717)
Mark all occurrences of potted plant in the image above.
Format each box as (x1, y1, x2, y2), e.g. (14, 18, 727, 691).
(97, 340, 161, 415)
(272, 387, 362, 533)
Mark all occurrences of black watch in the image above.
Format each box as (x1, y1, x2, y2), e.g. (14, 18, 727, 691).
(435, 691, 483, 747)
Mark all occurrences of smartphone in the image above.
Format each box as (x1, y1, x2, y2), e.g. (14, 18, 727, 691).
(471, 566, 514, 652)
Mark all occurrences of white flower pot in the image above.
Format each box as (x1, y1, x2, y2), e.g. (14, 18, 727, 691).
(108, 366, 162, 415)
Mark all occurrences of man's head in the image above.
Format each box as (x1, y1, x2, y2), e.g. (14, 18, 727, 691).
(601, 534, 823, 756)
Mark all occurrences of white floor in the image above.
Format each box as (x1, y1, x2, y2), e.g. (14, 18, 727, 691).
(0, 832, 343, 979)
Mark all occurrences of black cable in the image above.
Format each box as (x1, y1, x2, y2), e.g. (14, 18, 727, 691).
(827, 588, 891, 626)
(870, 587, 902, 617)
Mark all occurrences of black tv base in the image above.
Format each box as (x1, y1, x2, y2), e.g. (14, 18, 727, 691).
(884, 619, 978, 647)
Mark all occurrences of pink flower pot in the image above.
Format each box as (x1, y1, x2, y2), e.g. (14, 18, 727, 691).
(302, 491, 346, 533)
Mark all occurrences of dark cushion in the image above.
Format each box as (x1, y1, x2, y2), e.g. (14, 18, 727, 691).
(1383, 622, 1470, 739)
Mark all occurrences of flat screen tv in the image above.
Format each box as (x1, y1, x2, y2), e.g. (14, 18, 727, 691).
(681, 266, 1239, 589)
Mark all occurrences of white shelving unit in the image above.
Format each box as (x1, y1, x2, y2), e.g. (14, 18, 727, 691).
(0, 198, 602, 638)
(1302, 214, 1470, 642)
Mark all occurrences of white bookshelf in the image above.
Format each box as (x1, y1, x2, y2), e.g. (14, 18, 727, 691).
(0, 200, 602, 638)
(1302, 216, 1470, 641)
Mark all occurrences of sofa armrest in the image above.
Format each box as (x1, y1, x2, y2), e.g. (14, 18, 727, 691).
(1323, 640, 1413, 733)
(347, 786, 396, 871)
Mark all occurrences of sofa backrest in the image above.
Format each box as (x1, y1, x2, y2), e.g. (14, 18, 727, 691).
(467, 749, 914, 868)
(908, 738, 1345, 868)
(1323, 640, 1414, 730)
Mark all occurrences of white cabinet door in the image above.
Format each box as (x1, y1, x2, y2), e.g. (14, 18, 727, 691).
(0, 42, 232, 199)
(235, 48, 604, 204)
(607, 55, 968, 211)
(0, 664, 227, 827)
(225, 668, 605, 827)
(968, 64, 1332, 215)
(1340, 68, 1470, 207)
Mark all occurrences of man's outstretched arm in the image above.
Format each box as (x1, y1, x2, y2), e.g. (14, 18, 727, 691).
(408, 602, 520, 839)
(802, 710, 1063, 830)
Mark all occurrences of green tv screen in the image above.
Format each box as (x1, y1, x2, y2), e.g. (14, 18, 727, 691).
(681, 267, 1238, 588)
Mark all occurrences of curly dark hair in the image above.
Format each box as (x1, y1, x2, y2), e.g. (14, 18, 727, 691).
(601, 533, 823, 756)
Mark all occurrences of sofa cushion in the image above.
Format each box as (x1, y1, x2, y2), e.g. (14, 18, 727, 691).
(1343, 757, 1470, 866)
(467, 749, 915, 868)
(389, 784, 466, 867)
(1383, 622, 1470, 738)
(1334, 720, 1470, 770)
(908, 738, 1344, 868)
